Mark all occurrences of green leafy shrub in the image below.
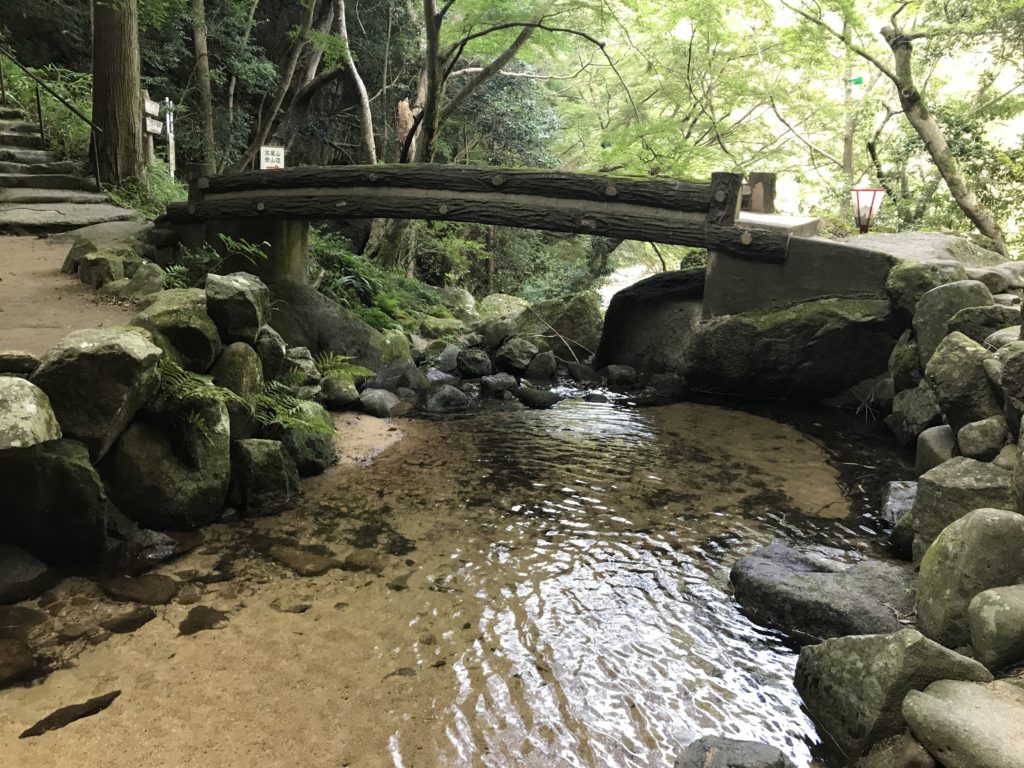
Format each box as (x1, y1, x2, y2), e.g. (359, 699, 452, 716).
(1, 62, 92, 160)
(107, 162, 187, 219)
(163, 233, 268, 288)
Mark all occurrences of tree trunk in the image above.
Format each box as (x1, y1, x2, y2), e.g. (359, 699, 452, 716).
(224, 0, 261, 170)
(190, 0, 216, 173)
(335, 0, 376, 163)
(882, 27, 1008, 255)
(91, 0, 145, 183)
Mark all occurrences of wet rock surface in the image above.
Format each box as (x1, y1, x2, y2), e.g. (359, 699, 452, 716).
(673, 735, 796, 768)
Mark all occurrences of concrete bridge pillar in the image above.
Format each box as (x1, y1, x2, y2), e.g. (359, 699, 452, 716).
(177, 218, 310, 286)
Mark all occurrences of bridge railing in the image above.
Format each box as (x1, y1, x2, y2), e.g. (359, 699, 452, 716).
(162, 164, 789, 263)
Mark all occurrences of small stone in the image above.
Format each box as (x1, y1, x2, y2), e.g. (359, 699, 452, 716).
(320, 376, 360, 410)
(0, 350, 40, 376)
(673, 736, 796, 768)
(516, 388, 562, 410)
(342, 549, 385, 574)
(360, 388, 400, 418)
(0, 638, 35, 687)
(885, 381, 942, 444)
(0, 377, 61, 450)
(270, 597, 311, 614)
(915, 426, 956, 477)
(957, 415, 1008, 461)
(424, 384, 470, 414)
(599, 364, 638, 388)
(494, 337, 539, 374)
(0, 546, 56, 604)
(456, 349, 493, 378)
(254, 325, 287, 380)
(98, 574, 179, 606)
(283, 346, 321, 384)
(481, 372, 518, 395)
(100, 606, 156, 634)
(268, 545, 341, 577)
(881, 481, 917, 525)
(524, 350, 557, 382)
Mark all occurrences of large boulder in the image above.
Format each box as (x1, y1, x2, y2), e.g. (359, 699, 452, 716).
(916, 508, 1024, 648)
(477, 293, 528, 320)
(119, 262, 165, 298)
(794, 629, 992, 760)
(957, 415, 1008, 461)
(0, 377, 60, 450)
(270, 282, 395, 370)
(31, 328, 162, 462)
(275, 401, 335, 476)
(924, 332, 1002, 434)
(999, 346, 1024, 415)
(360, 388, 400, 418)
(594, 269, 705, 372)
(524, 350, 557, 382)
(903, 680, 1024, 768)
(424, 384, 471, 414)
(435, 286, 478, 322)
(0, 350, 40, 377)
(131, 288, 222, 373)
(672, 736, 796, 768)
(205, 272, 271, 344)
(945, 304, 1020, 345)
(885, 381, 942, 444)
(0, 545, 56, 604)
(494, 337, 539, 375)
(912, 281, 993, 366)
(476, 317, 516, 352)
(686, 298, 902, 401)
(320, 376, 360, 410)
(254, 325, 287, 381)
(968, 584, 1024, 671)
(209, 342, 264, 398)
(730, 543, 915, 643)
(228, 439, 301, 516)
(514, 291, 603, 362)
(910, 458, 1014, 558)
(915, 425, 956, 477)
(885, 258, 969, 318)
(0, 439, 110, 564)
(888, 330, 923, 393)
(77, 251, 125, 289)
(457, 349, 493, 378)
(100, 400, 231, 530)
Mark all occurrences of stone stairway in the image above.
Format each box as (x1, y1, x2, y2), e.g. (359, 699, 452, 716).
(0, 106, 138, 234)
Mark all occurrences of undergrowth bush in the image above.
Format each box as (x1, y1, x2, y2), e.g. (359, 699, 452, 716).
(107, 161, 187, 219)
(309, 228, 450, 332)
(2, 62, 92, 160)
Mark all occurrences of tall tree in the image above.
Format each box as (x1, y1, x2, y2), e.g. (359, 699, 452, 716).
(92, 0, 146, 182)
(190, 0, 216, 172)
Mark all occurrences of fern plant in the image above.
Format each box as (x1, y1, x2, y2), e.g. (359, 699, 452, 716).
(162, 234, 269, 289)
(315, 352, 374, 383)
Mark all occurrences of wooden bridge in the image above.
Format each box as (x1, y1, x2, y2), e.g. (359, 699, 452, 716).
(160, 165, 796, 285)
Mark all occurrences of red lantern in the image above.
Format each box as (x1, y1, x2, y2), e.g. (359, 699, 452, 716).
(851, 187, 886, 233)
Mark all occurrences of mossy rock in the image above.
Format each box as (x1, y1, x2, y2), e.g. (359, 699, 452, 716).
(131, 288, 222, 373)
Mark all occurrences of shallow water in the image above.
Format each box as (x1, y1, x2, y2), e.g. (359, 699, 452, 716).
(0, 400, 902, 768)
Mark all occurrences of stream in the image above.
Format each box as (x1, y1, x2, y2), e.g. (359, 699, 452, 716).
(0, 398, 908, 768)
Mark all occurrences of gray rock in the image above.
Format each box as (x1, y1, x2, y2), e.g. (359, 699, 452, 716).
(205, 272, 272, 344)
(424, 367, 458, 385)
(993, 444, 1017, 471)
(968, 585, 1024, 671)
(210, 342, 264, 398)
(566, 362, 598, 383)
(365, 361, 428, 393)
(687, 298, 902, 401)
(885, 381, 942, 445)
(77, 251, 125, 289)
(916, 508, 1024, 647)
(276, 401, 335, 476)
(475, 316, 517, 352)
(419, 315, 464, 339)
(889, 330, 923, 393)
(924, 332, 1002, 434)
(131, 288, 222, 373)
(0, 377, 60, 450)
(911, 458, 1014, 558)
(903, 679, 1024, 768)
(120, 262, 165, 298)
(283, 346, 321, 384)
(913, 281, 993, 366)
(30, 328, 161, 462)
(946, 304, 1020, 345)
(320, 376, 360, 410)
(915, 426, 956, 477)
(673, 736, 795, 768)
(360, 388, 400, 418)
(966, 266, 1011, 295)
(594, 269, 705, 374)
(254, 325, 287, 381)
(853, 732, 938, 768)
(433, 344, 462, 373)
(229, 439, 301, 516)
(882, 481, 917, 525)
(0, 440, 110, 564)
(889, 508, 916, 561)
(477, 293, 528, 320)
(995, 260, 1024, 288)
(424, 384, 471, 414)
(999, 347, 1024, 415)
(270, 282, 396, 371)
(0, 545, 56, 604)
(885, 259, 969, 318)
(101, 401, 230, 530)
(516, 388, 563, 409)
(984, 326, 1021, 350)
(650, 372, 687, 399)
(515, 291, 603, 362)
(957, 416, 1008, 461)
(435, 286, 478, 322)
(794, 629, 992, 760)
(600, 364, 639, 388)
(524, 350, 557, 382)
(99, 573, 178, 605)
(730, 543, 915, 643)
(0, 638, 36, 688)
(993, 293, 1021, 307)
(494, 337, 539, 375)
(0, 350, 39, 376)
(481, 372, 518, 395)
(457, 349, 493, 378)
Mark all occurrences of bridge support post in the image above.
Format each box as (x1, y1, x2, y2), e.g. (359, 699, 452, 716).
(205, 218, 310, 286)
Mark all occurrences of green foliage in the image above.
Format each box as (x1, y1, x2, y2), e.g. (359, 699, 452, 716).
(314, 352, 374, 383)
(1, 63, 92, 159)
(309, 228, 450, 332)
(107, 162, 187, 219)
(249, 382, 334, 434)
(163, 234, 268, 289)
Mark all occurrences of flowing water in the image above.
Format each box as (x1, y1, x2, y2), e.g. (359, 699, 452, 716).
(0, 399, 904, 768)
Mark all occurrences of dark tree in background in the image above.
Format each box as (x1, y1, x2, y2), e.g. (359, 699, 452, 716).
(91, 0, 145, 182)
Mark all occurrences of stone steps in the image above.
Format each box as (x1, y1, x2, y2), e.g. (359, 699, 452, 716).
(0, 188, 110, 205)
(0, 108, 137, 234)
(0, 132, 45, 149)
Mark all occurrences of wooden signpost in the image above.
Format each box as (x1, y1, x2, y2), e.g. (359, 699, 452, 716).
(141, 89, 175, 176)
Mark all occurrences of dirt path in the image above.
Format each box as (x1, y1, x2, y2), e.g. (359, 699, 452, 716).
(0, 235, 134, 357)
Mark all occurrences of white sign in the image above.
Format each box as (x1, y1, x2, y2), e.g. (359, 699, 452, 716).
(145, 117, 163, 135)
(144, 97, 161, 117)
(260, 146, 286, 170)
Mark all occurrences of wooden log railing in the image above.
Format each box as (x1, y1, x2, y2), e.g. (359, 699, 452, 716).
(161, 164, 790, 263)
